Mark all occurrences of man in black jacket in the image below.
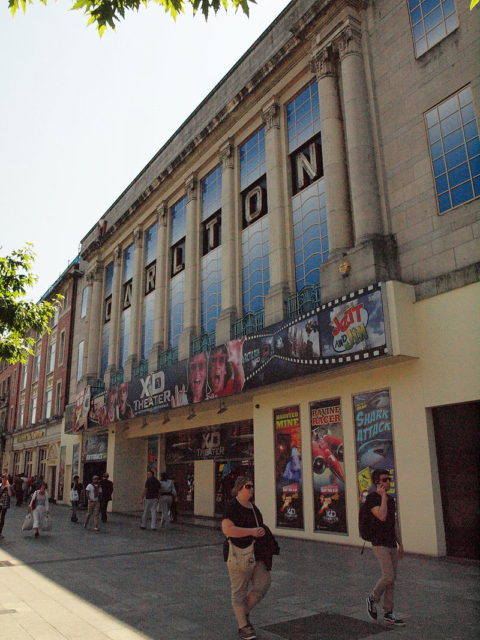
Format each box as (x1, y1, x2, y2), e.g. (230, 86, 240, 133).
(365, 468, 405, 626)
(99, 473, 114, 523)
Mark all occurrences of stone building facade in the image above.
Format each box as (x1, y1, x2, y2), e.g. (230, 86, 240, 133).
(57, 0, 479, 558)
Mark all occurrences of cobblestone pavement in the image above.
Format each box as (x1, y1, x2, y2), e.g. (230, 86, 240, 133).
(0, 504, 478, 640)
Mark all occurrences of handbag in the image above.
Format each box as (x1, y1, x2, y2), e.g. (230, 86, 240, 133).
(22, 512, 33, 531)
(41, 512, 52, 531)
(70, 489, 79, 501)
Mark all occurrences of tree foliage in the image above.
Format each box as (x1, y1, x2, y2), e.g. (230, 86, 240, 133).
(8, 0, 256, 35)
(0, 245, 61, 364)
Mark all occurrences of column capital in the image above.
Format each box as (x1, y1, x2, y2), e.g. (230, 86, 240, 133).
(156, 201, 168, 227)
(335, 22, 362, 61)
(114, 245, 122, 263)
(261, 101, 280, 131)
(310, 43, 338, 79)
(133, 226, 143, 247)
(85, 259, 104, 283)
(219, 139, 234, 170)
(185, 173, 198, 203)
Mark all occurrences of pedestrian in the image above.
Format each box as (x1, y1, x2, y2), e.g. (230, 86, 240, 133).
(222, 477, 273, 640)
(70, 475, 83, 523)
(159, 471, 176, 528)
(0, 473, 13, 539)
(29, 482, 50, 538)
(99, 473, 114, 522)
(84, 475, 101, 531)
(365, 468, 405, 626)
(140, 470, 161, 530)
(14, 474, 24, 506)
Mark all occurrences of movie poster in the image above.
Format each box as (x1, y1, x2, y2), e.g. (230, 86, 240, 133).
(310, 398, 347, 533)
(147, 436, 158, 474)
(353, 389, 397, 503)
(274, 406, 304, 529)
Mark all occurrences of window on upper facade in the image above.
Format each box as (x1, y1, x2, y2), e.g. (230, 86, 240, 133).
(32, 349, 41, 382)
(408, 0, 458, 58)
(101, 324, 110, 377)
(58, 330, 66, 366)
(18, 403, 24, 429)
(169, 197, 187, 348)
(29, 395, 37, 425)
(47, 342, 56, 374)
(20, 365, 27, 390)
(55, 380, 62, 416)
(287, 82, 328, 292)
(45, 389, 52, 420)
(141, 223, 158, 361)
(119, 245, 133, 368)
(240, 127, 270, 315)
(77, 340, 84, 382)
(201, 166, 222, 334)
(81, 286, 89, 318)
(426, 86, 480, 214)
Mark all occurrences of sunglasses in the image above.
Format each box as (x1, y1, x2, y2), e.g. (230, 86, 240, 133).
(244, 484, 254, 490)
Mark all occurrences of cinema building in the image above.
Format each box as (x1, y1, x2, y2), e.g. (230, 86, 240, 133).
(62, 0, 479, 559)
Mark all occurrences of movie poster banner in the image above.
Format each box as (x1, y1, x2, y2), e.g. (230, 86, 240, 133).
(310, 399, 347, 533)
(274, 406, 304, 530)
(353, 389, 397, 503)
(147, 436, 159, 474)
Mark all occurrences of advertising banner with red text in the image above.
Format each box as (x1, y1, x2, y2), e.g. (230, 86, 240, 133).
(274, 405, 304, 529)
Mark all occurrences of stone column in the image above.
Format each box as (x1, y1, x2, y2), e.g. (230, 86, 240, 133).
(149, 203, 168, 372)
(262, 100, 290, 326)
(125, 226, 144, 379)
(336, 22, 382, 242)
(311, 44, 353, 254)
(107, 246, 122, 375)
(85, 259, 104, 379)
(216, 139, 238, 344)
(179, 174, 199, 360)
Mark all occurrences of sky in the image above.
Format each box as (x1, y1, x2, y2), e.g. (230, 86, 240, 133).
(0, 0, 291, 302)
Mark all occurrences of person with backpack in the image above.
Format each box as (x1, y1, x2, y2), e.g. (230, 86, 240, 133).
(363, 469, 405, 626)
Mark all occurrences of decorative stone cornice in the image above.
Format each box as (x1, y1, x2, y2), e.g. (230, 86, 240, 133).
(219, 139, 234, 170)
(336, 21, 362, 61)
(310, 43, 338, 79)
(261, 101, 281, 131)
(85, 260, 104, 283)
(185, 173, 198, 203)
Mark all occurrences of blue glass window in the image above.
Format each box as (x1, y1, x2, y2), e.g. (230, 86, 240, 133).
(169, 272, 184, 348)
(170, 197, 187, 246)
(123, 244, 133, 283)
(286, 82, 321, 153)
(201, 165, 222, 221)
(101, 324, 110, 377)
(241, 217, 270, 314)
(201, 247, 222, 333)
(144, 222, 158, 266)
(426, 87, 480, 214)
(291, 180, 329, 290)
(118, 307, 131, 368)
(408, 0, 458, 57)
(141, 291, 156, 361)
(104, 262, 114, 298)
(240, 128, 266, 191)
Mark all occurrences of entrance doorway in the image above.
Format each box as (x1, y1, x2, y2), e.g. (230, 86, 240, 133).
(167, 463, 194, 513)
(214, 460, 254, 516)
(432, 401, 479, 560)
(83, 461, 106, 485)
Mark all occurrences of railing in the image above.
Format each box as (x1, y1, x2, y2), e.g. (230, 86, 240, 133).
(231, 309, 264, 339)
(133, 360, 149, 378)
(111, 368, 124, 386)
(158, 347, 178, 368)
(286, 284, 321, 319)
(191, 331, 216, 355)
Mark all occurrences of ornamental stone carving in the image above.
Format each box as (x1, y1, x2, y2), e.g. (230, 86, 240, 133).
(185, 173, 198, 202)
(310, 43, 338, 79)
(336, 23, 362, 61)
(261, 101, 280, 131)
(156, 202, 168, 227)
(219, 139, 234, 170)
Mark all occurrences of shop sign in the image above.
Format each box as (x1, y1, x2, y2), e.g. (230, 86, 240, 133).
(15, 429, 46, 444)
(353, 389, 397, 504)
(310, 398, 347, 533)
(274, 406, 304, 530)
(84, 433, 108, 461)
(87, 283, 387, 424)
(165, 421, 253, 463)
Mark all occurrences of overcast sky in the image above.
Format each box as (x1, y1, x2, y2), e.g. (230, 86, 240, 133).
(0, 0, 291, 301)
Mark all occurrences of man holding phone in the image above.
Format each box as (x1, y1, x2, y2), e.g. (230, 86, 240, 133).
(365, 469, 405, 626)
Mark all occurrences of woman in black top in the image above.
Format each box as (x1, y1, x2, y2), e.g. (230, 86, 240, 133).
(222, 476, 272, 640)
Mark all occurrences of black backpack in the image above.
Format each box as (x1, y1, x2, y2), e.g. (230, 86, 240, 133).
(359, 500, 374, 542)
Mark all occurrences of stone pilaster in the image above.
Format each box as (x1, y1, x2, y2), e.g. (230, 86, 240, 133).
(107, 246, 122, 371)
(149, 203, 168, 372)
(179, 174, 199, 360)
(125, 226, 144, 378)
(262, 100, 290, 326)
(85, 259, 104, 378)
(216, 139, 238, 344)
(336, 21, 382, 242)
(311, 43, 353, 255)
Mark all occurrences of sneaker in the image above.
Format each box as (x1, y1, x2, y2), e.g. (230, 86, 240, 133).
(238, 625, 256, 640)
(383, 612, 405, 626)
(140, 526, 146, 530)
(366, 596, 377, 620)
(94, 527, 99, 531)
